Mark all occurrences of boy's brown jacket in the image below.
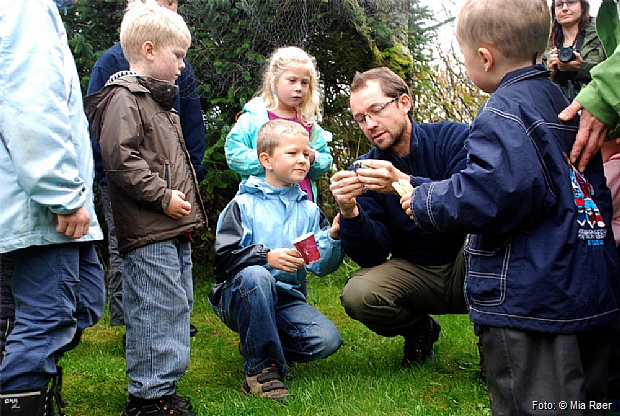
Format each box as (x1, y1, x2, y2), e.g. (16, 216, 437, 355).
(85, 75, 206, 254)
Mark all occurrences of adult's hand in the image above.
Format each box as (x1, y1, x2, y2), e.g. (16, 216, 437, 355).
(330, 213, 341, 240)
(354, 159, 410, 195)
(329, 170, 363, 218)
(56, 206, 90, 239)
(559, 101, 609, 171)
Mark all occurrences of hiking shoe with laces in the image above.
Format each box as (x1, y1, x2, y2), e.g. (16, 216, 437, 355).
(402, 315, 441, 367)
(122, 394, 196, 416)
(242, 364, 291, 401)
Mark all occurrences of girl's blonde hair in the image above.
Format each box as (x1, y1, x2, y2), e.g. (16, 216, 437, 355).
(257, 46, 322, 126)
(456, 0, 550, 62)
(120, 0, 191, 64)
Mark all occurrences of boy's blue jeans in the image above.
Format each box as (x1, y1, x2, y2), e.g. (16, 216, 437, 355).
(213, 265, 343, 376)
(0, 242, 105, 390)
(123, 238, 193, 399)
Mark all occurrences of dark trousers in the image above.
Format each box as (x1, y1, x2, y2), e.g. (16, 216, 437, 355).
(481, 326, 611, 416)
(0, 253, 16, 360)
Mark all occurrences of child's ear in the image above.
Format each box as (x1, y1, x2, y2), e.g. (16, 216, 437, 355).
(478, 47, 494, 72)
(259, 152, 272, 171)
(142, 41, 155, 62)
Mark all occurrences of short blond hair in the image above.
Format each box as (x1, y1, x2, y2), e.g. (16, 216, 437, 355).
(257, 120, 309, 157)
(120, 0, 191, 64)
(257, 46, 323, 126)
(456, 0, 550, 61)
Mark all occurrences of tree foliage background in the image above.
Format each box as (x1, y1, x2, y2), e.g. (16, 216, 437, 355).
(61, 0, 487, 271)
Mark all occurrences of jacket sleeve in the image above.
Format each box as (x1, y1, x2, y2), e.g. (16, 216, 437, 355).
(308, 124, 334, 180)
(575, 43, 620, 134)
(306, 209, 343, 276)
(2, 2, 88, 215)
(339, 197, 394, 268)
(410, 110, 554, 235)
(224, 111, 265, 177)
(213, 200, 271, 280)
(97, 89, 169, 211)
(178, 60, 207, 182)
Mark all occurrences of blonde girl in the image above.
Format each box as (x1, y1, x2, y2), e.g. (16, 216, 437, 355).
(225, 46, 333, 202)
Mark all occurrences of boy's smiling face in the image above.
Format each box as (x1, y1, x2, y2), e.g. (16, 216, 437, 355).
(261, 133, 311, 188)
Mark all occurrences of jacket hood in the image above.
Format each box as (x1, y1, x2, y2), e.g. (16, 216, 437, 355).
(239, 176, 308, 202)
(85, 75, 179, 142)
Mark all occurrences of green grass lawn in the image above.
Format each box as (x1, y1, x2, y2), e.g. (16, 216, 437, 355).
(61, 261, 490, 415)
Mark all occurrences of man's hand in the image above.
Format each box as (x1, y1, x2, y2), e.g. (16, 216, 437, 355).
(330, 213, 341, 240)
(354, 159, 409, 194)
(165, 190, 192, 219)
(560, 101, 609, 171)
(330, 170, 364, 218)
(267, 248, 305, 273)
(56, 206, 90, 239)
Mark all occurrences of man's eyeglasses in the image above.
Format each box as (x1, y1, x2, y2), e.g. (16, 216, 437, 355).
(353, 95, 401, 126)
(555, 0, 579, 8)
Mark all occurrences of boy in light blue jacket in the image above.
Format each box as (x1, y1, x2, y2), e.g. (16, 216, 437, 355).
(0, 0, 104, 414)
(210, 119, 343, 400)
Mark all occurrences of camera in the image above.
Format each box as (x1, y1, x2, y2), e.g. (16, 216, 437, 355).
(558, 46, 576, 63)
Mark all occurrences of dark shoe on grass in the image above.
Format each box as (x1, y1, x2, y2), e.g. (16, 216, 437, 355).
(122, 394, 195, 416)
(402, 315, 441, 367)
(242, 364, 291, 401)
(189, 324, 198, 337)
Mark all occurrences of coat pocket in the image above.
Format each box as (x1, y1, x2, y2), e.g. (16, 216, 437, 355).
(464, 234, 511, 307)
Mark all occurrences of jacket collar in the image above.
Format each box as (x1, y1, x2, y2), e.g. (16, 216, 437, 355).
(109, 75, 179, 111)
(495, 64, 550, 94)
(240, 176, 307, 201)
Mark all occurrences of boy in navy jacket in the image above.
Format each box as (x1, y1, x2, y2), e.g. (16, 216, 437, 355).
(401, 0, 619, 414)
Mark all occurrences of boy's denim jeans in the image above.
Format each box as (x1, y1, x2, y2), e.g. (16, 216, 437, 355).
(123, 238, 193, 399)
(0, 242, 105, 390)
(214, 265, 342, 376)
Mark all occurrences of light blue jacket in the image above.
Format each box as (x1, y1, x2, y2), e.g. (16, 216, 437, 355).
(224, 97, 333, 201)
(213, 176, 343, 301)
(0, 0, 102, 253)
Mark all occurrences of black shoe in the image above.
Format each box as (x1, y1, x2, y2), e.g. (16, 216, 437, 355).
(122, 394, 195, 416)
(402, 316, 441, 367)
(47, 366, 66, 416)
(189, 324, 198, 337)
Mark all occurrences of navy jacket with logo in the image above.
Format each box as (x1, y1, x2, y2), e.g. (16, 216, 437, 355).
(410, 65, 619, 334)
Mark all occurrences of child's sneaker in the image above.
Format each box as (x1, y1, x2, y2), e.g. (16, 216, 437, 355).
(241, 364, 291, 401)
(122, 394, 195, 416)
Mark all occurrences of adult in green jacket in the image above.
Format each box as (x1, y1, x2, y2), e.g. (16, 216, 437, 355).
(562, 0, 620, 170)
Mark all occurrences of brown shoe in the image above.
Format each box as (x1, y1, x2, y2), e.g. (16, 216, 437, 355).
(242, 365, 291, 401)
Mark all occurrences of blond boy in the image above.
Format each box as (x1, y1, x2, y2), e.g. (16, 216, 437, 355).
(401, 0, 619, 414)
(85, 1, 206, 415)
(209, 120, 343, 400)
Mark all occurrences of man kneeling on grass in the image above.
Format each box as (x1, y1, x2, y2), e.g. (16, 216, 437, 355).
(209, 120, 343, 400)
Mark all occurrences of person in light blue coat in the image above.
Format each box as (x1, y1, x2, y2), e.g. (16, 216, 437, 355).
(211, 120, 342, 400)
(225, 46, 333, 203)
(0, 0, 104, 414)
